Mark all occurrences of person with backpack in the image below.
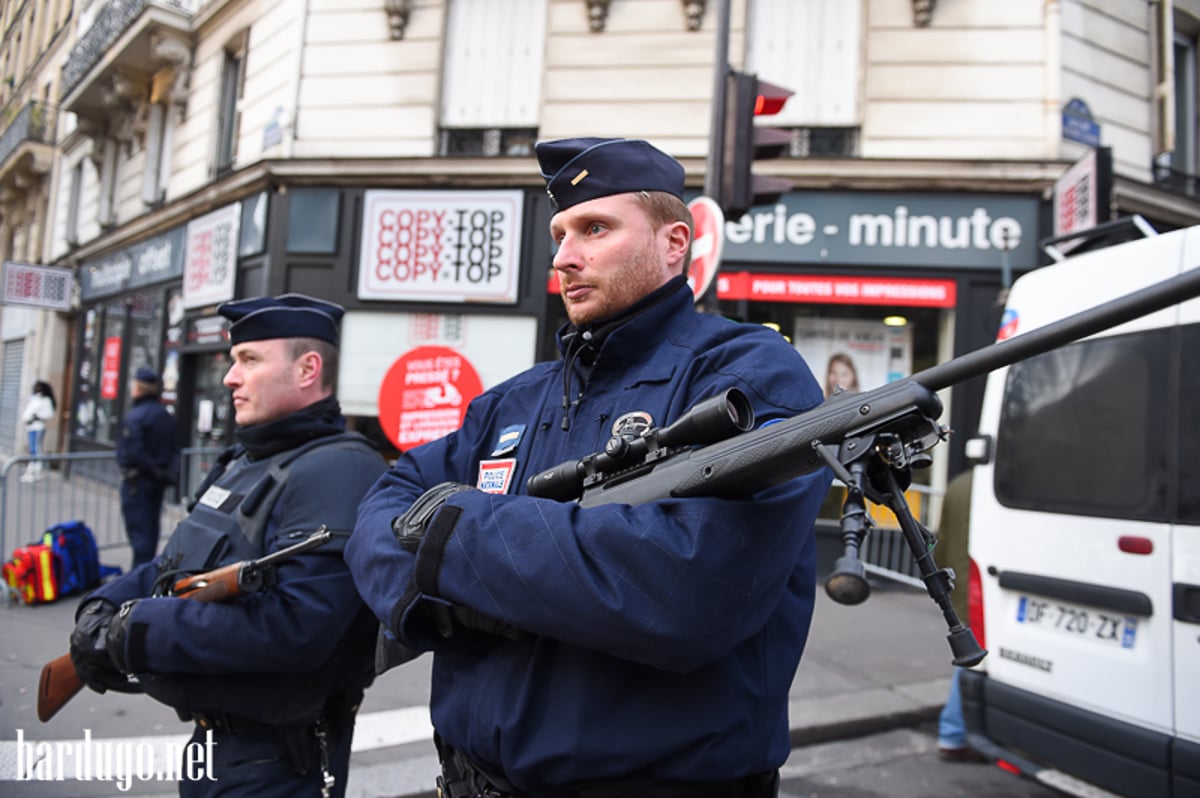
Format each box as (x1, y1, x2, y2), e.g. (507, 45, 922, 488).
(116, 368, 181, 567)
(20, 380, 56, 482)
(68, 295, 386, 797)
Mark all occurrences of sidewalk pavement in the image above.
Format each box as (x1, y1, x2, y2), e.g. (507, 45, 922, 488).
(2, 547, 957, 797)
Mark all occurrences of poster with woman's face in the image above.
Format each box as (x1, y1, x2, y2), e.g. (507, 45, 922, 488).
(792, 318, 913, 398)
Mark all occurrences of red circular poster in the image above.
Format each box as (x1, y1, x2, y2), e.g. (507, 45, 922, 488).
(378, 346, 483, 451)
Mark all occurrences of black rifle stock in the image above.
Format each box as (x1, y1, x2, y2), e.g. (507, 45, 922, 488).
(36, 527, 333, 723)
(528, 265, 1200, 667)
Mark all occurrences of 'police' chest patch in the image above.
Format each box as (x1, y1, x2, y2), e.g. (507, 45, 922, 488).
(611, 411, 653, 439)
(477, 458, 517, 494)
(198, 485, 233, 510)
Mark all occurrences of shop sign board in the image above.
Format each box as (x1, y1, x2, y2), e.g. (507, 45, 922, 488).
(100, 336, 122, 400)
(2, 261, 73, 310)
(79, 227, 186, 301)
(184, 203, 241, 309)
(377, 345, 484, 451)
(717, 272, 957, 308)
(358, 190, 523, 304)
(714, 192, 1039, 269)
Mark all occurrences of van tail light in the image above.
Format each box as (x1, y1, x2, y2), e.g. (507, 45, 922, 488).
(967, 557, 986, 652)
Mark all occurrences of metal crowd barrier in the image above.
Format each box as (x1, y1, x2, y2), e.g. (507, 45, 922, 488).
(0, 448, 224, 559)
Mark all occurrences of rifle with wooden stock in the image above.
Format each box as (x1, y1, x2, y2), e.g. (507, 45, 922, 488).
(36, 527, 333, 723)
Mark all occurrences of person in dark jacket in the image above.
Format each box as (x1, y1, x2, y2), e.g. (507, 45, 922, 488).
(69, 295, 387, 797)
(346, 138, 832, 797)
(116, 368, 180, 567)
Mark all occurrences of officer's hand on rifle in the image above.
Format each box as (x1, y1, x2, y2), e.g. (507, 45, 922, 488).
(69, 599, 138, 694)
(393, 482, 528, 641)
(391, 481, 477, 553)
(103, 600, 141, 674)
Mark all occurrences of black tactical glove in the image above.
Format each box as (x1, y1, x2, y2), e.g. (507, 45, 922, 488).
(392, 482, 476, 553)
(70, 599, 134, 694)
(104, 600, 141, 674)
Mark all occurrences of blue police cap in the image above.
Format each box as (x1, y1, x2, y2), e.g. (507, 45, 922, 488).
(536, 137, 686, 212)
(134, 367, 160, 384)
(218, 293, 344, 345)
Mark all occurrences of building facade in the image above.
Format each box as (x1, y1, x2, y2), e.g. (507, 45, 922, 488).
(2, 0, 1199, 503)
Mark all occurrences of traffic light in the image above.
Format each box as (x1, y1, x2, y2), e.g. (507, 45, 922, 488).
(718, 71, 794, 220)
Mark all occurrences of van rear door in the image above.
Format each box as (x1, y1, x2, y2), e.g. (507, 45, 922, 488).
(1174, 230, 1200, 782)
(970, 232, 1192, 768)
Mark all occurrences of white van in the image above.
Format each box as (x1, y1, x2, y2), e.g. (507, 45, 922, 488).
(961, 224, 1200, 798)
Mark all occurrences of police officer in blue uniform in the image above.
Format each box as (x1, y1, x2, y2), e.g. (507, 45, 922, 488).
(69, 295, 387, 797)
(117, 367, 180, 567)
(346, 138, 833, 797)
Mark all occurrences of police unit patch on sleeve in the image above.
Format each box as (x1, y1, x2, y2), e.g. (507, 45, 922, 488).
(477, 459, 517, 494)
(490, 424, 526, 457)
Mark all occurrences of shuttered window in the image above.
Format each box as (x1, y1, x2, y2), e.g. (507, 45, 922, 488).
(746, 0, 862, 127)
(0, 339, 24, 453)
(441, 0, 547, 129)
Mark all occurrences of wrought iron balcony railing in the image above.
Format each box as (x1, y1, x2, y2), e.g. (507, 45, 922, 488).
(1152, 161, 1200, 200)
(0, 101, 57, 171)
(61, 0, 199, 100)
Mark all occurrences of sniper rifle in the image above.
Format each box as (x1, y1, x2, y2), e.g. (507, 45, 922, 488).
(528, 265, 1200, 669)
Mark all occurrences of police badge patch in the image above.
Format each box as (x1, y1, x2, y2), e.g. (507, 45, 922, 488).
(477, 459, 517, 494)
(611, 411, 653, 439)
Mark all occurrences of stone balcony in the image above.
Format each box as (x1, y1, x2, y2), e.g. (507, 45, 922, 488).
(60, 0, 197, 125)
(0, 101, 58, 199)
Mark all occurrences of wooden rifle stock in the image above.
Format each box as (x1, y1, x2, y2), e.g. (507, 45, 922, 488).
(36, 527, 333, 723)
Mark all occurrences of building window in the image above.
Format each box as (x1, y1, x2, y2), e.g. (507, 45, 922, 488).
(65, 159, 84, 246)
(786, 127, 859, 158)
(1153, 9, 1199, 197)
(215, 36, 247, 175)
(438, 127, 537, 157)
(439, 0, 545, 157)
(286, 188, 340, 254)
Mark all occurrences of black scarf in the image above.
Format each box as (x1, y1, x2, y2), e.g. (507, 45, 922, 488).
(235, 395, 346, 460)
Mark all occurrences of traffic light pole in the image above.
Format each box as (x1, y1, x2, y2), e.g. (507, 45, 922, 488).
(700, 0, 732, 312)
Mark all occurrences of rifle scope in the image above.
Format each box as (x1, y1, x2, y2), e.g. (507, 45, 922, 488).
(528, 388, 754, 502)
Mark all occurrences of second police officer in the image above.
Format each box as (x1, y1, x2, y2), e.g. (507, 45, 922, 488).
(70, 295, 387, 797)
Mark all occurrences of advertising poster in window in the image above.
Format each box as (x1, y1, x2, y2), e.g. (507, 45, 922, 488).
(357, 190, 523, 304)
(183, 203, 241, 309)
(792, 318, 912, 398)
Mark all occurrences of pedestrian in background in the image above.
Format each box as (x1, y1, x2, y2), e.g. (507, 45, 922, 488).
(69, 295, 387, 797)
(20, 380, 56, 482)
(935, 467, 987, 762)
(116, 368, 181, 567)
(347, 137, 832, 797)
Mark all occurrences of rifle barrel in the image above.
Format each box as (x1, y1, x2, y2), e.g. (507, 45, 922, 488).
(912, 265, 1200, 392)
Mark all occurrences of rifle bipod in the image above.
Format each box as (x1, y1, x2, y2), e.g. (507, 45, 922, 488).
(815, 438, 987, 668)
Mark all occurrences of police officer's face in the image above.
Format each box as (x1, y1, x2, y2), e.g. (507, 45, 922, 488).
(223, 338, 315, 427)
(550, 193, 688, 326)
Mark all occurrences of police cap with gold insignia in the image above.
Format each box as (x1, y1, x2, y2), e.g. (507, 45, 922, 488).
(536, 137, 686, 212)
(218, 293, 344, 345)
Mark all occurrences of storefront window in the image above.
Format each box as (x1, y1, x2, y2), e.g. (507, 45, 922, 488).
(94, 300, 127, 444)
(286, 188, 340, 254)
(73, 289, 169, 445)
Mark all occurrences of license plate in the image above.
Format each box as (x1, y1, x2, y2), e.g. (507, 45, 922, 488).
(1016, 596, 1138, 649)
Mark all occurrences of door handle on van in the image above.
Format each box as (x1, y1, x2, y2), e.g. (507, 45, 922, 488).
(997, 570, 1153, 617)
(1175, 583, 1200, 624)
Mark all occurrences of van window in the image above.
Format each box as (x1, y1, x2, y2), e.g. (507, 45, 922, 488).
(1179, 324, 1200, 523)
(994, 328, 1170, 521)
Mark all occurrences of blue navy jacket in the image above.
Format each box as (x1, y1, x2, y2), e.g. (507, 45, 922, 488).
(92, 401, 387, 724)
(116, 395, 179, 481)
(347, 279, 832, 794)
